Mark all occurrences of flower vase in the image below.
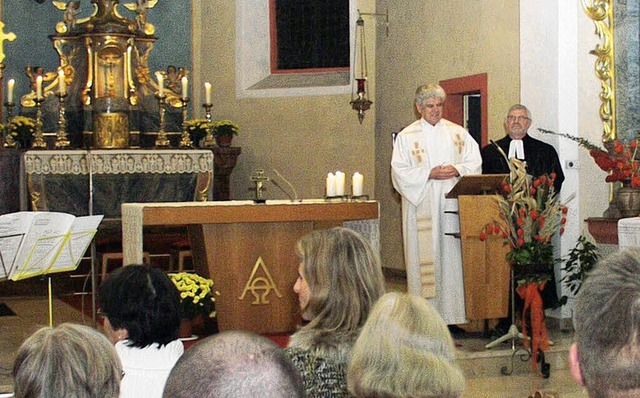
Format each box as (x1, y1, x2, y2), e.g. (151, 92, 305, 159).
(215, 135, 233, 147)
(616, 184, 640, 218)
(178, 318, 193, 339)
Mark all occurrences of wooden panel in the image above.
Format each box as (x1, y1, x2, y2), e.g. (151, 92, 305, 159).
(586, 217, 619, 244)
(458, 195, 510, 320)
(191, 222, 311, 334)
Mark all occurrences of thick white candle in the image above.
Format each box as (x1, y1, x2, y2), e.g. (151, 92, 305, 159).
(181, 76, 188, 99)
(335, 171, 346, 196)
(7, 79, 15, 103)
(58, 70, 65, 95)
(352, 172, 364, 196)
(204, 82, 212, 104)
(326, 173, 336, 197)
(156, 73, 164, 96)
(36, 75, 43, 99)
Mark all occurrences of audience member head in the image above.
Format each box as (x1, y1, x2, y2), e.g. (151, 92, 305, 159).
(505, 104, 532, 140)
(347, 292, 465, 398)
(13, 323, 121, 398)
(163, 330, 304, 398)
(294, 227, 385, 334)
(415, 84, 446, 126)
(98, 264, 181, 348)
(570, 249, 640, 398)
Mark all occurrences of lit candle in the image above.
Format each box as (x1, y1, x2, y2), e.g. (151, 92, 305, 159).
(326, 173, 336, 197)
(352, 172, 364, 196)
(36, 75, 43, 99)
(335, 171, 346, 196)
(156, 72, 164, 96)
(181, 76, 188, 99)
(58, 70, 65, 95)
(7, 79, 15, 103)
(204, 82, 212, 104)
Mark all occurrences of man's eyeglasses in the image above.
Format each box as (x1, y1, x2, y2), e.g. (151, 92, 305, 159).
(507, 115, 530, 122)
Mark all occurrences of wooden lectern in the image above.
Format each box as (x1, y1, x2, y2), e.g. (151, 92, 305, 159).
(121, 200, 379, 334)
(446, 175, 510, 320)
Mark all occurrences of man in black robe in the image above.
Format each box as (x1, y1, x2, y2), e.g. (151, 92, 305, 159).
(481, 104, 565, 193)
(481, 104, 565, 336)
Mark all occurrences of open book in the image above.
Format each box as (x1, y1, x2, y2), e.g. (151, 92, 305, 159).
(0, 212, 103, 281)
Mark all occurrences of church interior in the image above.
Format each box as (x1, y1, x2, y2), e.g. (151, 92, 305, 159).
(0, 0, 638, 396)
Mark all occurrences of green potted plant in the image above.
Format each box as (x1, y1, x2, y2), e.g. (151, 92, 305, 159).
(211, 119, 239, 147)
(184, 119, 212, 147)
(560, 235, 599, 296)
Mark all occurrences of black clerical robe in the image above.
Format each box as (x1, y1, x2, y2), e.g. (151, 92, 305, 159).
(481, 134, 565, 192)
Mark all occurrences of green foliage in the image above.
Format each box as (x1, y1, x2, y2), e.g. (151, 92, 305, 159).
(560, 235, 599, 295)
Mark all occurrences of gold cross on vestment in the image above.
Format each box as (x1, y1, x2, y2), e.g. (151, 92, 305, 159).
(0, 21, 16, 64)
(454, 133, 464, 155)
(411, 142, 425, 164)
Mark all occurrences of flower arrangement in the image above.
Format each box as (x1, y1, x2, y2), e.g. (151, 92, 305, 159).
(169, 272, 219, 319)
(7, 116, 37, 148)
(211, 119, 239, 137)
(184, 118, 212, 144)
(539, 128, 640, 186)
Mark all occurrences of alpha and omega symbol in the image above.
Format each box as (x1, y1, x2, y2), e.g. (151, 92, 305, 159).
(238, 256, 283, 305)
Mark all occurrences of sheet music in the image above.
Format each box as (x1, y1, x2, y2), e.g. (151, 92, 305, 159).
(50, 215, 103, 272)
(0, 212, 36, 279)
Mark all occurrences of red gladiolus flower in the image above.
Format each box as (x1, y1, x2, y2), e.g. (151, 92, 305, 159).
(561, 207, 568, 214)
(530, 210, 539, 220)
(487, 225, 495, 235)
(539, 175, 547, 184)
(561, 217, 567, 224)
(631, 140, 638, 149)
(517, 238, 525, 247)
(517, 218, 524, 227)
(560, 227, 565, 234)
(533, 179, 541, 188)
(530, 188, 536, 195)
(550, 172, 557, 180)
(517, 228, 524, 238)
(519, 208, 526, 217)
(479, 232, 487, 241)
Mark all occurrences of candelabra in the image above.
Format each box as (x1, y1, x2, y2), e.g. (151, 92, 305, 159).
(31, 97, 47, 149)
(202, 103, 216, 147)
(178, 97, 193, 149)
(3, 101, 16, 148)
(155, 93, 170, 148)
(54, 92, 70, 149)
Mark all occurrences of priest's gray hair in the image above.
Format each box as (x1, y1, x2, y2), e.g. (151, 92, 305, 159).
(347, 292, 465, 398)
(574, 249, 640, 398)
(507, 104, 531, 119)
(13, 323, 121, 398)
(415, 83, 446, 106)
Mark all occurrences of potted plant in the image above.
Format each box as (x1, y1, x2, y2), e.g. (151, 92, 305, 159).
(184, 119, 212, 147)
(168, 272, 219, 337)
(211, 119, 239, 147)
(5, 116, 37, 149)
(560, 235, 599, 296)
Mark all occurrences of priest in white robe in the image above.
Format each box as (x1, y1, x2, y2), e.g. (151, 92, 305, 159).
(391, 83, 482, 325)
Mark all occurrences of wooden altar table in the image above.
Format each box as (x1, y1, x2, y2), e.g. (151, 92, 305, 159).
(122, 200, 379, 334)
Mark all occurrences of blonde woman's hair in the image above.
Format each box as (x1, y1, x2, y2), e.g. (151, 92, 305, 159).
(347, 292, 465, 398)
(295, 227, 385, 335)
(13, 323, 121, 398)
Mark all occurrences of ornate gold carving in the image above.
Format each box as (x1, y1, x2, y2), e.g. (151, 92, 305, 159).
(582, 0, 616, 142)
(93, 112, 130, 149)
(238, 257, 283, 305)
(0, 21, 16, 64)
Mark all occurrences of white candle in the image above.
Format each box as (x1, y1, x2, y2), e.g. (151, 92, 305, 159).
(181, 76, 188, 99)
(352, 172, 364, 196)
(36, 75, 43, 99)
(58, 70, 65, 95)
(7, 79, 15, 103)
(156, 72, 164, 96)
(335, 171, 346, 196)
(204, 82, 212, 104)
(326, 173, 336, 197)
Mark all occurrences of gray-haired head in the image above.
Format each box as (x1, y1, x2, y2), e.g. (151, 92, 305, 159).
(415, 83, 446, 107)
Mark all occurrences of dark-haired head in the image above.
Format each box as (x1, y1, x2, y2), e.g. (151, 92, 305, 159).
(98, 264, 181, 348)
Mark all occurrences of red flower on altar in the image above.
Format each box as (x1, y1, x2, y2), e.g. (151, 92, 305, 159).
(539, 128, 640, 186)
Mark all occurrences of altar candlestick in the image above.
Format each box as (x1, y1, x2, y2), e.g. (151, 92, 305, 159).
(58, 70, 65, 95)
(326, 173, 336, 197)
(36, 75, 43, 99)
(335, 171, 346, 196)
(157, 72, 164, 96)
(204, 82, 212, 104)
(181, 76, 188, 99)
(7, 79, 14, 103)
(352, 172, 364, 196)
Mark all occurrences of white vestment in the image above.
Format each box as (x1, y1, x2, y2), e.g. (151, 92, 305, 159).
(391, 118, 482, 324)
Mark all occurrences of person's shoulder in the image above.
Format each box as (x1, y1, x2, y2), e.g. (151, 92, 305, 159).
(397, 119, 422, 136)
(525, 134, 557, 150)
